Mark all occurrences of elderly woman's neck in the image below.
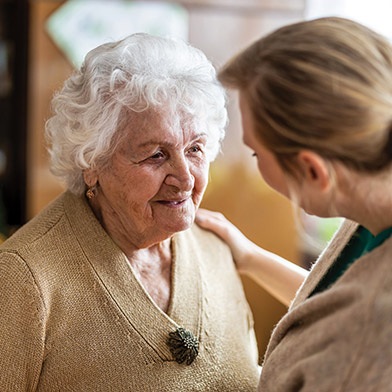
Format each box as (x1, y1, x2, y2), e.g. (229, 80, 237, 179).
(122, 237, 172, 262)
(122, 238, 173, 313)
(88, 195, 174, 312)
(126, 239, 172, 265)
(103, 212, 173, 257)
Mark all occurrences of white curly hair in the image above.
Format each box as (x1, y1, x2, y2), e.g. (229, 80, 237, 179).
(45, 33, 227, 194)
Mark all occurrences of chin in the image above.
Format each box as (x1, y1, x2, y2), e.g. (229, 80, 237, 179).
(163, 216, 194, 235)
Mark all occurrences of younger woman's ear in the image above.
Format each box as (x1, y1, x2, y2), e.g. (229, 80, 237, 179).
(83, 169, 98, 188)
(296, 150, 331, 192)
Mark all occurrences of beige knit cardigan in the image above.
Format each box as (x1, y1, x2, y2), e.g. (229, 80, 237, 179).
(258, 219, 392, 391)
(0, 191, 260, 391)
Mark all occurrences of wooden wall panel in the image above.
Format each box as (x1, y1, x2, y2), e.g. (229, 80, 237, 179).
(27, 0, 68, 218)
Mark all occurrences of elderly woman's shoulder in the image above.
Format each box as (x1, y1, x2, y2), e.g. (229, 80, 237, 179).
(0, 193, 66, 256)
(189, 222, 232, 255)
(185, 223, 245, 293)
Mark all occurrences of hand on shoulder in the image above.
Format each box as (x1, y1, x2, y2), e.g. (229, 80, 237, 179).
(195, 208, 257, 273)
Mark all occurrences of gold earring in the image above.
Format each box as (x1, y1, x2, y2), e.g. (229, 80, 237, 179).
(86, 185, 97, 199)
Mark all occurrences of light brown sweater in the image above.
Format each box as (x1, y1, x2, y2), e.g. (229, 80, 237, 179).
(0, 191, 259, 391)
(258, 219, 392, 391)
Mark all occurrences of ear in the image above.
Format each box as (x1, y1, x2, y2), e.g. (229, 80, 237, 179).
(83, 169, 98, 188)
(296, 150, 331, 192)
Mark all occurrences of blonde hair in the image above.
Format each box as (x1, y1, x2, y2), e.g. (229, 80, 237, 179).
(219, 17, 392, 178)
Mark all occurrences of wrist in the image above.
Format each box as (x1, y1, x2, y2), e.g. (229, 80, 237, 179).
(236, 240, 260, 273)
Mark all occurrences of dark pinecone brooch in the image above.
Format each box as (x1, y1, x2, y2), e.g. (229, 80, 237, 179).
(167, 327, 199, 365)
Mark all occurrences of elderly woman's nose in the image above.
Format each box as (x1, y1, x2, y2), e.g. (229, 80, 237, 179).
(165, 156, 195, 191)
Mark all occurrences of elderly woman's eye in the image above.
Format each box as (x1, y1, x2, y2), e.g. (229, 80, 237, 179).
(150, 151, 165, 159)
(188, 145, 202, 154)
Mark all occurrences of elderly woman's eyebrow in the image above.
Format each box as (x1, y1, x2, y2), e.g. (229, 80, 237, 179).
(135, 133, 209, 149)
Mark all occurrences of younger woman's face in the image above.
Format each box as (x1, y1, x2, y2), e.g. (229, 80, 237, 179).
(239, 91, 290, 199)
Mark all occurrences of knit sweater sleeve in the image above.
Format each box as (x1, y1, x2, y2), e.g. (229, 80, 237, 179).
(259, 233, 392, 391)
(0, 251, 46, 391)
(258, 283, 369, 391)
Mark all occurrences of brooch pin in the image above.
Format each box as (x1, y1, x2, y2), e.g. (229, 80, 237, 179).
(167, 327, 199, 365)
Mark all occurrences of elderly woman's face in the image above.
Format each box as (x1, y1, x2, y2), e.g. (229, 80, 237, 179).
(91, 109, 210, 247)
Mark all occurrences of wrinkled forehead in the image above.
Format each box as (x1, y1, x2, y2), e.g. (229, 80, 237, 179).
(119, 106, 206, 146)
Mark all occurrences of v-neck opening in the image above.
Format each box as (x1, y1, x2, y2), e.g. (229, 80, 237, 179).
(166, 231, 203, 340)
(165, 237, 177, 317)
(63, 191, 203, 361)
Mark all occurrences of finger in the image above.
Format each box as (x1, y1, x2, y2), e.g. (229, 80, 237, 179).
(195, 214, 229, 239)
(197, 208, 227, 221)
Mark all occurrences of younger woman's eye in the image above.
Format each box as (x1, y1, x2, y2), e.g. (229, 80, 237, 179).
(252, 152, 258, 157)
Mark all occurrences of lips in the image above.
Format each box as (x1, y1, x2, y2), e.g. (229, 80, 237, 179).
(156, 198, 188, 207)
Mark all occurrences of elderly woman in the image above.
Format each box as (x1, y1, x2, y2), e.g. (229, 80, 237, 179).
(0, 33, 259, 391)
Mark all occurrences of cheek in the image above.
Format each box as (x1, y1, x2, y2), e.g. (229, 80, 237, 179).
(135, 169, 166, 198)
(257, 159, 290, 197)
(255, 154, 275, 184)
(101, 165, 164, 205)
(193, 160, 209, 196)
(256, 158, 270, 182)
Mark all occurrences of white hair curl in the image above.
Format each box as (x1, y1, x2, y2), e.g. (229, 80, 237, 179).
(45, 33, 227, 194)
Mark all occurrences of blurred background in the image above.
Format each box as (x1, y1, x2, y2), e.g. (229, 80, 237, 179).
(1, 0, 391, 361)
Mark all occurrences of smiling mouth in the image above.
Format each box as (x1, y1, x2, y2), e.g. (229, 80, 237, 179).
(157, 198, 188, 207)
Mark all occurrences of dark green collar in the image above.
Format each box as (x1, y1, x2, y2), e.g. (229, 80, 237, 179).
(310, 224, 392, 296)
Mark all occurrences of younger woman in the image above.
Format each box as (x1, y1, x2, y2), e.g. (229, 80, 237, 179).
(198, 17, 392, 391)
